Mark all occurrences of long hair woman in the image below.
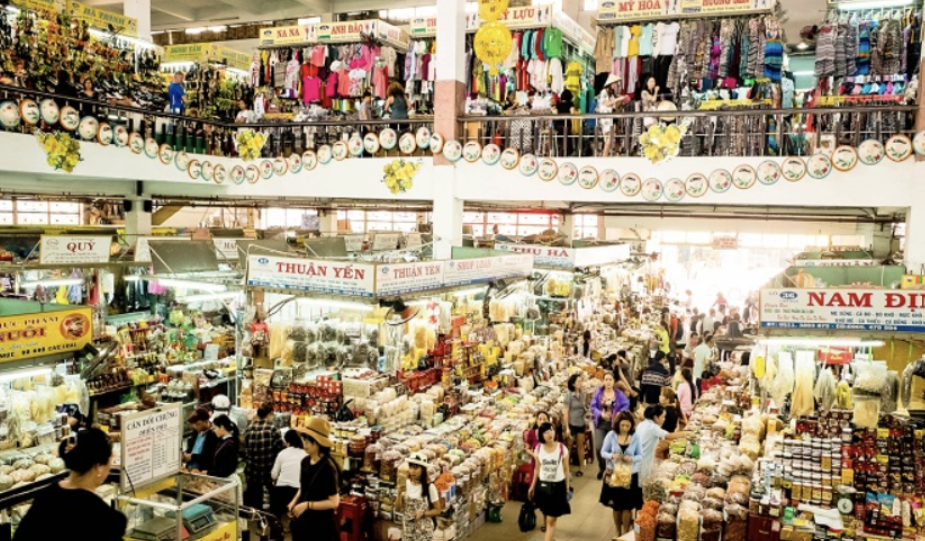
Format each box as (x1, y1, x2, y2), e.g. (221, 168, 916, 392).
(528, 422, 571, 541)
(289, 418, 340, 541)
(399, 453, 442, 541)
(590, 371, 630, 479)
(600, 412, 643, 538)
(677, 367, 698, 418)
(564, 373, 589, 477)
(210, 414, 240, 478)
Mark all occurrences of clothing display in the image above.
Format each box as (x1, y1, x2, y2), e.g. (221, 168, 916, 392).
(815, 10, 920, 81)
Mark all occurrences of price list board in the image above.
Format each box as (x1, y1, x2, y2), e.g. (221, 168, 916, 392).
(120, 403, 183, 492)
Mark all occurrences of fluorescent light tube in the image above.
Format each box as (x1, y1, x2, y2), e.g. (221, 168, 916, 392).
(21, 278, 83, 288)
(154, 278, 227, 292)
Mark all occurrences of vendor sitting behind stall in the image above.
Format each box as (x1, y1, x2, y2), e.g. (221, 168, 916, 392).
(184, 407, 219, 473)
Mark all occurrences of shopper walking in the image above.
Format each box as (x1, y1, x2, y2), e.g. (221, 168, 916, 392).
(640, 353, 671, 406)
(385, 82, 409, 120)
(210, 414, 241, 478)
(289, 418, 340, 541)
(677, 368, 698, 418)
(398, 453, 443, 541)
(272, 430, 307, 539)
(600, 412, 643, 539)
(184, 407, 219, 473)
(528, 423, 571, 541)
(15, 428, 126, 541)
(245, 402, 283, 509)
(591, 371, 630, 480)
(563, 373, 589, 477)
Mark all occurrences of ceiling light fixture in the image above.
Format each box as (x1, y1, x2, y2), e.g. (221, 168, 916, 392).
(796, 42, 809, 50)
(20, 278, 83, 288)
(149, 278, 228, 292)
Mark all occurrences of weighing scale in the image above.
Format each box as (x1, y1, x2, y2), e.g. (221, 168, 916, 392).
(130, 517, 189, 541)
(167, 503, 217, 536)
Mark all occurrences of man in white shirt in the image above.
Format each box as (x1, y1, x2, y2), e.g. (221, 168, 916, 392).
(693, 333, 714, 381)
(703, 308, 717, 337)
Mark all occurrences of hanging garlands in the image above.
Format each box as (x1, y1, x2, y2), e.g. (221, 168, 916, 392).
(474, 0, 512, 76)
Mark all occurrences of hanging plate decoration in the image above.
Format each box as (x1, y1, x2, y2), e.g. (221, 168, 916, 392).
(245, 164, 259, 184)
(187, 159, 202, 180)
(831, 146, 858, 172)
(175, 151, 190, 172)
(77, 116, 99, 141)
(231, 165, 245, 184)
(641, 178, 663, 202)
(19, 100, 40, 126)
(379, 128, 398, 150)
(288, 152, 303, 173)
(600, 169, 620, 192)
(708, 169, 732, 193)
(806, 153, 832, 179)
(128, 132, 144, 154)
(144, 138, 159, 159)
(478, 0, 509, 21)
(59, 106, 79, 131)
(214, 164, 228, 184)
(303, 150, 318, 171)
(482, 144, 501, 165)
(578, 166, 599, 189)
(39, 99, 59, 125)
(347, 135, 364, 157)
(913, 130, 925, 156)
(463, 141, 482, 163)
(685, 173, 708, 197)
(273, 157, 289, 175)
(364, 133, 381, 154)
(113, 125, 129, 147)
(857, 139, 884, 165)
(158, 144, 175, 166)
(732, 164, 757, 189)
(429, 133, 445, 154)
(332, 141, 348, 161)
(474, 21, 513, 76)
(97, 123, 113, 146)
(442, 140, 463, 162)
(558, 162, 578, 185)
(399, 133, 417, 155)
(500, 148, 520, 170)
(757, 160, 782, 185)
(885, 135, 912, 162)
(664, 178, 685, 202)
(317, 145, 333, 164)
(416, 126, 432, 149)
(781, 157, 806, 181)
(260, 159, 275, 179)
(518, 153, 538, 176)
(537, 158, 558, 181)
(201, 161, 215, 181)
(620, 173, 642, 197)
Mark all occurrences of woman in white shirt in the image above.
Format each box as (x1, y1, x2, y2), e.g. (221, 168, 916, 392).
(398, 453, 442, 541)
(272, 430, 307, 536)
(528, 423, 571, 541)
(597, 73, 629, 157)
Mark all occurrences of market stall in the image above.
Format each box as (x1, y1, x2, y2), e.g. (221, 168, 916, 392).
(160, 43, 254, 123)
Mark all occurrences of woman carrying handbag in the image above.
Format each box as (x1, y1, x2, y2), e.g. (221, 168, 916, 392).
(528, 423, 571, 541)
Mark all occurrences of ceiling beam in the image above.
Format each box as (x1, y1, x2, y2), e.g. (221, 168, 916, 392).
(152, 1, 198, 22)
(212, 0, 264, 16)
(288, 0, 332, 14)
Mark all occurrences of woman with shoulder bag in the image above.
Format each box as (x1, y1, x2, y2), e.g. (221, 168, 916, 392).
(600, 412, 643, 540)
(288, 419, 340, 541)
(563, 373, 589, 477)
(528, 423, 571, 541)
(591, 371, 630, 479)
(398, 453, 443, 541)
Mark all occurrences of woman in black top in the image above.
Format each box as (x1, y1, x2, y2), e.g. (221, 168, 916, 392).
(289, 418, 340, 541)
(210, 414, 240, 478)
(15, 428, 126, 541)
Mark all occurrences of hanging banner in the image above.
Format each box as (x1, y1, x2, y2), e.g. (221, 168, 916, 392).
(163, 44, 251, 71)
(163, 43, 211, 63)
(377, 20, 410, 49)
(760, 288, 925, 332)
(496, 243, 576, 268)
(39, 235, 112, 265)
(11, 0, 65, 13)
(120, 404, 182, 492)
(0, 307, 92, 361)
(679, 0, 767, 15)
(376, 261, 445, 296)
(792, 259, 876, 267)
(318, 20, 379, 43)
(246, 255, 376, 297)
(213, 238, 245, 261)
(410, 16, 437, 36)
(444, 254, 534, 287)
(466, 5, 553, 31)
(258, 23, 317, 46)
(66, 0, 138, 37)
(597, 0, 670, 22)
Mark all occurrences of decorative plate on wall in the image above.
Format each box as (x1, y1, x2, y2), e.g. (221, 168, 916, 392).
(175, 151, 191, 172)
(518, 154, 538, 176)
(288, 152, 303, 173)
(214, 164, 227, 184)
(577, 166, 599, 189)
(128, 132, 144, 154)
(537, 158, 558, 181)
(806, 153, 832, 179)
(620, 173, 642, 197)
(201, 161, 215, 181)
(557, 162, 578, 185)
(500, 148, 520, 170)
(332, 141, 348, 161)
(231, 165, 245, 184)
(857, 139, 884, 165)
(429, 133, 445, 154)
(913, 130, 925, 156)
(442, 140, 463, 162)
(187, 159, 201, 180)
(19, 100, 39, 126)
(144, 138, 159, 159)
(781, 157, 806, 181)
(39, 99, 59, 125)
(600, 169, 620, 192)
(273, 157, 289, 175)
(416, 126, 432, 149)
(59, 106, 79, 131)
(113, 125, 129, 147)
(831, 146, 858, 172)
(482, 144, 501, 165)
(77, 116, 99, 141)
(462, 141, 482, 163)
(303, 150, 318, 171)
(399, 133, 417, 155)
(347, 135, 364, 157)
(732, 164, 757, 189)
(245, 164, 259, 183)
(757, 160, 782, 185)
(379, 128, 398, 150)
(664, 178, 685, 202)
(158, 144, 175, 166)
(260, 160, 275, 179)
(885, 135, 912, 162)
(97, 123, 113, 146)
(641, 178, 663, 201)
(708, 169, 732, 193)
(685, 173, 708, 197)
(364, 133, 380, 154)
(317, 145, 333, 164)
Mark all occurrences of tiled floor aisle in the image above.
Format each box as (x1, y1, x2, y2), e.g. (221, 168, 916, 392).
(468, 473, 619, 541)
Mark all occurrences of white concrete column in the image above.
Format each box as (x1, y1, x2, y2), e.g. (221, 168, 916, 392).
(559, 214, 574, 241)
(318, 210, 338, 235)
(125, 199, 153, 238)
(432, 175, 463, 260)
(434, 0, 467, 151)
(123, 0, 152, 41)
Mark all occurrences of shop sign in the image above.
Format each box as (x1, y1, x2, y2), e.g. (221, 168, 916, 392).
(444, 254, 534, 287)
(12, 0, 64, 13)
(218, 48, 253, 72)
(712, 236, 738, 250)
(410, 16, 437, 36)
(66, 0, 138, 37)
(792, 259, 876, 267)
(213, 238, 245, 261)
(378, 20, 410, 49)
(317, 20, 379, 43)
(246, 255, 376, 297)
(760, 288, 925, 332)
(344, 235, 364, 252)
(496, 243, 576, 268)
(372, 233, 401, 251)
(405, 232, 423, 249)
(134, 236, 191, 262)
(163, 44, 210, 63)
(120, 403, 182, 492)
(376, 261, 445, 296)
(466, 5, 553, 31)
(679, 0, 764, 16)
(0, 307, 92, 362)
(258, 23, 317, 46)
(39, 235, 111, 265)
(597, 0, 670, 22)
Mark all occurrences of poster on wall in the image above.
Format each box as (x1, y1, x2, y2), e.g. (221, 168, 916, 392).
(120, 404, 182, 491)
(0, 306, 92, 362)
(246, 254, 376, 297)
(760, 288, 925, 332)
(39, 235, 112, 265)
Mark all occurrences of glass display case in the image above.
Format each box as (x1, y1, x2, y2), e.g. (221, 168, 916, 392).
(119, 473, 238, 541)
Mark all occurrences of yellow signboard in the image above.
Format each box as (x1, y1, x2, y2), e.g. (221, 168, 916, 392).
(163, 44, 251, 71)
(11, 0, 65, 13)
(163, 44, 210, 63)
(258, 24, 317, 46)
(0, 307, 93, 362)
(66, 0, 138, 37)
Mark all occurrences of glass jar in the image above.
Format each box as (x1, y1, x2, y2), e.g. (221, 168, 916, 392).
(821, 452, 832, 472)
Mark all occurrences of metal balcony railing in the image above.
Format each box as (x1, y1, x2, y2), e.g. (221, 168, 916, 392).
(460, 104, 919, 159)
(0, 83, 434, 159)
